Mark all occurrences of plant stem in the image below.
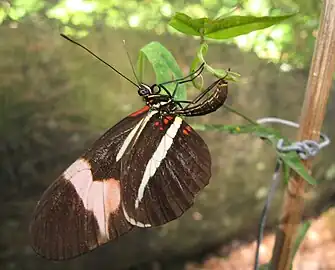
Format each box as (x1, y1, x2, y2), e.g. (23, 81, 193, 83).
(223, 104, 258, 125)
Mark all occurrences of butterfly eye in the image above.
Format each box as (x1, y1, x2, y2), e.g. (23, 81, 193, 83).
(138, 85, 152, 96)
(138, 88, 148, 96)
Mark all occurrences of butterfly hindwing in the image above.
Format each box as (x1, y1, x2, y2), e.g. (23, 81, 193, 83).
(120, 114, 211, 227)
(29, 106, 150, 260)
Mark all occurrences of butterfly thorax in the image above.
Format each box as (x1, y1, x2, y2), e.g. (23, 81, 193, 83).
(148, 95, 172, 109)
(137, 83, 176, 112)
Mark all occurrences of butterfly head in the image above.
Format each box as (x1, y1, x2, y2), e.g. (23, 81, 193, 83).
(138, 83, 157, 97)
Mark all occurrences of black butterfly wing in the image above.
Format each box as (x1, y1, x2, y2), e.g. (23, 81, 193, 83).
(120, 114, 211, 227)
(29, 106, 150, 260)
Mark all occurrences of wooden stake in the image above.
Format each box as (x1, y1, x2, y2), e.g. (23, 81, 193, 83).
(270, 1, 335, 269)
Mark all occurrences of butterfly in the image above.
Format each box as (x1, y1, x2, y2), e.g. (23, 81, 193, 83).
(29, 35, 228, 260)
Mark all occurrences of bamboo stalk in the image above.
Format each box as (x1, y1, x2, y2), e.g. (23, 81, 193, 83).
(270, 1, 335, 269)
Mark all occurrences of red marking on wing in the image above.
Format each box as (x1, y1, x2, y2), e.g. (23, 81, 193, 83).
(183, 129, 190, 135)
(163, 118, 169, 125)
(182, 125, 192, 135)
(166, 116, 173, 121)
(154, 121, 160, 126)
(129, 105, 150, 117)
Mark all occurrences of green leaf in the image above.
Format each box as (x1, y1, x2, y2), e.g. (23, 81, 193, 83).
(254, 131, 317, 186)
(277, 151, 317, 185)
(169, 13, 296, 40)
(169, 12, 207, 36)
(196, 43, 208, 62)
(291, 221, 311, 266)
(137, 42, 186, 100)
(282, 162, 290, 185)
(205, 14, 296, 39)
(196, 43, 240, 82)
(188, 43, 208, 90)
(192, 43, 208, 73)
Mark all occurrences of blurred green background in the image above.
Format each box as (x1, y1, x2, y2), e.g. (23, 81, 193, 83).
(1, 0, 334, 270)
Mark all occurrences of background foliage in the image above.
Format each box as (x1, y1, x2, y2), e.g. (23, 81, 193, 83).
(1, 0, 320, 68)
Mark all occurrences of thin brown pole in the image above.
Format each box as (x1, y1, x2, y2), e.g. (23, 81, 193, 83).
(270, 0, 335, 269)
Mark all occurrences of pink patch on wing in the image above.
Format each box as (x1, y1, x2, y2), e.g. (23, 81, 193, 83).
(86, 178, 121, 244)
(64, 159, 92, 205)
(64, 159, 122, 243)
(102, 178, 121, 215)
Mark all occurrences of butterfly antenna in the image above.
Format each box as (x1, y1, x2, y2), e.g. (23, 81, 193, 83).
(60, 34, 138, 88)
(122, 40, 140, 85)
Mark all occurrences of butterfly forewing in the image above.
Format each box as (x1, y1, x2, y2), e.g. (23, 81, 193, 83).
(120, 114, 211, 228)
(29, 106, 150, 260)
